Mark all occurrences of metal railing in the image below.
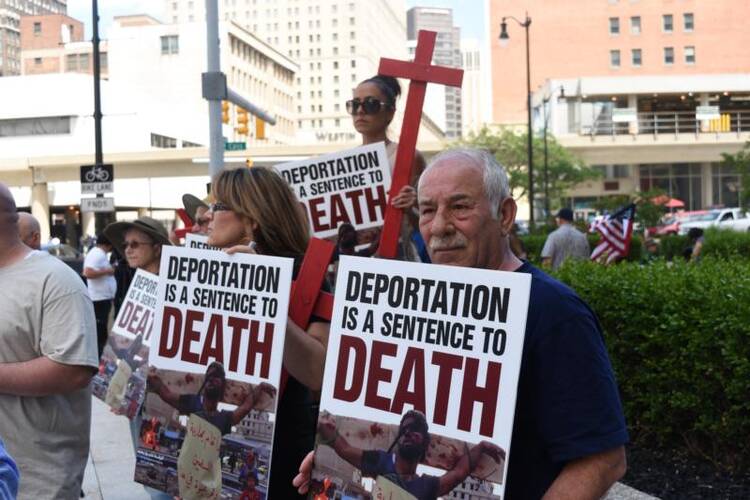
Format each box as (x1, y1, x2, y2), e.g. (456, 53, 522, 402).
(584, 110, 750, 138)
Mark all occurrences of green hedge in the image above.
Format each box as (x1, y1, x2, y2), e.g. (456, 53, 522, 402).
(553, 258, 750, 469)
(522, 228, 750, 265)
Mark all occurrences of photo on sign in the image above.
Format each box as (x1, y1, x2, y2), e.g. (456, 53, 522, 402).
(312, 413, 505, 500)
(273, 142, 392, 239)
(92, 269, 159, 419)
(135, 367, 275, 499)
(312, 256, 532, 500)
(135, 246, 293, 499)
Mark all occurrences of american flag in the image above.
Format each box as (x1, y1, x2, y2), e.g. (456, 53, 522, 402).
(590, 203, 636, 264)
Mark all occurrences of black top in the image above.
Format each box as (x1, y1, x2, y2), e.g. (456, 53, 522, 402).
(267, 258, 332, 499)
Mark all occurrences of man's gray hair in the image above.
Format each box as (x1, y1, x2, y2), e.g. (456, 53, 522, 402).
(420, 148, 510, 217)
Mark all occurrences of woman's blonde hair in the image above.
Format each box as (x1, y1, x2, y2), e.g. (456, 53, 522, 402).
(213, 166, 309, 258)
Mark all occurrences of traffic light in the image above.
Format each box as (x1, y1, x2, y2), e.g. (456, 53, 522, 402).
(236, 108, 249, 135)
(255, 118, 266, 140)
(221, 101, 230, 124)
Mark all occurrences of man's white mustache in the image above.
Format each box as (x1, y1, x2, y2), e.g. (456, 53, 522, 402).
(429, 234, 468, 250)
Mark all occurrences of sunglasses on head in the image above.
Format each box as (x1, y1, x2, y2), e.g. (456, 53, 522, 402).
(346, 96, 392, 115)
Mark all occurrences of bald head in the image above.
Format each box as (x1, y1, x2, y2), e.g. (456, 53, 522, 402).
(18, 212, 41, 250)
(0, 183, 20, 237)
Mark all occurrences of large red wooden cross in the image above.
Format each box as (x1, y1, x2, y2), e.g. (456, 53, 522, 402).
(376, 30, 464, 258)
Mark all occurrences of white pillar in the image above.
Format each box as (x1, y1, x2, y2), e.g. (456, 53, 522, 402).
(30, 182, 50, 244)
(82, 211, 96, 238)
(699, 93, 710, 132)
(628, 94, 639, 135)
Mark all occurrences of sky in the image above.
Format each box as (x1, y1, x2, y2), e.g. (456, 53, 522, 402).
(67, 0, 485, 42)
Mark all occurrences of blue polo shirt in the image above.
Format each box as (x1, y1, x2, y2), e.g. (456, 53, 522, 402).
(505, 262, 628, 499)
(0, 438, 18, 500)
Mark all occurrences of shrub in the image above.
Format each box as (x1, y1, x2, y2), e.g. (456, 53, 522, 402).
(520, 233, 642, 264)
(553, 258, 750, 470)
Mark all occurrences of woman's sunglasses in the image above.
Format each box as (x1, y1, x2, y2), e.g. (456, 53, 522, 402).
(209, 202, 231, 212)
(346, 97, 392, 115)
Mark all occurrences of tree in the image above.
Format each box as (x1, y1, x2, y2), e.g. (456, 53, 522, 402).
(454, 126, 601, 213)
(720, 141, 750, 211)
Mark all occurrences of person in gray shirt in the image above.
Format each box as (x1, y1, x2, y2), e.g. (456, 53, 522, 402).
(0, 183, 99, 499)
(541, 208, 591, 270)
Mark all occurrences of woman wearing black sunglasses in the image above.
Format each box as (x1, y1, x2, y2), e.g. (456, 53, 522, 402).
(347, 75, 428, 262)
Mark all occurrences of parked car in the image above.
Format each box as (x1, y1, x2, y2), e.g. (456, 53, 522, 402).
(677, 208, 750, 235)
(43, 239, 85, 277)
(648, 210, 710, 236)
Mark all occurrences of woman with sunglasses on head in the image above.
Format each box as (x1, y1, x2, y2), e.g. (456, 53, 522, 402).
(347, 74, 428, 261)
(103, 217, 173, 500)
(205, 166, 331, 499)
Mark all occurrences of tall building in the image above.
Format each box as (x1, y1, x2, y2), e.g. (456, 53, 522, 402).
(460, 38, 491, 137)
(490, 0, 750, 125)
(19, 13, 107, 77)
(108, 15, 298, 146)
(0, 0, 66, 76)
(406, 6, 462, 138)
(164, 0, 417, 145)
(488, 0, 750, 219)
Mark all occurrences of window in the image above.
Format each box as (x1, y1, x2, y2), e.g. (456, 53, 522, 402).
(664, 46, 674, 64)
(685, 46, 695, 64)
(610, 49, 621, 67)
(78, 53, 89, 71)
(160, 35, 179, 55)
(333, 61, 338, 69)
(151, 133, 177, 148)
(630, 16, 641, 34)
(0, 117, 70, 137)
(609, 17, 619, 35)
(663, 14, 673, 32)
(66, 53, 78, 71)
(684, 13, 694, 31)
(33, 22, 41, 35)
(632, 49, 642, 66)
(34, 57, 42, 65)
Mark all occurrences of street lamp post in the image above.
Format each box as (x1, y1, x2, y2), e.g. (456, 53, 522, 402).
(542, 86, 565, 220)
(499, 13, 534, 224)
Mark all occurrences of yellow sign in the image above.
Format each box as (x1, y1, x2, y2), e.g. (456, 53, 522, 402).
(373, 475, 417, 500)
(177, 414, 222, 500)
(104, 359, 132, 410)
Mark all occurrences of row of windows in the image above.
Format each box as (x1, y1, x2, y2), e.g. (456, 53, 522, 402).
(173, 1, 356, 15)
(610, 46, 695, 67)
(609, 13, 693, 35)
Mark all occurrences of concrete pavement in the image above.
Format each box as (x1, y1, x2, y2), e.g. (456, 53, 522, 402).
(84, 397, 659, 499)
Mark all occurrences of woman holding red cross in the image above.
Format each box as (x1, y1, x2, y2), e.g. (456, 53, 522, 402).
(347, 74, 429, 262)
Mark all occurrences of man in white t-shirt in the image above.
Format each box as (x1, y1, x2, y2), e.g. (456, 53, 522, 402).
(83, 233, 116, 356)
(0, 183, 98, 499)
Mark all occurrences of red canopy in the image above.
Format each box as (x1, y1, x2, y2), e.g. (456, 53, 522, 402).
(665, 198, 685, 208)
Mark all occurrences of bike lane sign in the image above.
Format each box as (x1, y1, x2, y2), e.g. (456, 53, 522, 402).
(80, 164, 114, 194)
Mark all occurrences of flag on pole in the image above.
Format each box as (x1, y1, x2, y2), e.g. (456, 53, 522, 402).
(590, 203, 636, 264)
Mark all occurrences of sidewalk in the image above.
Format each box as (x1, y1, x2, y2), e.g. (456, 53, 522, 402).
(84, 397, 658, 499)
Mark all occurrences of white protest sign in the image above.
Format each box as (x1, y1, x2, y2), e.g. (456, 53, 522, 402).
(135, 246, 292, 496)
(314, 256, 531, 498)
(150, 245, 293, 386)
(111, 269, 159, 342)
(274, 142, 392, 238)
(93, 269, 159, 418)
(185, 233, 220, 251)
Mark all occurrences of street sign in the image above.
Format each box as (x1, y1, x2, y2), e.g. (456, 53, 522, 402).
(224, 141, 247, 151)
(81, 197, 115, 213)
(696, 105, 720, 120)
(80, 164, 114, 194)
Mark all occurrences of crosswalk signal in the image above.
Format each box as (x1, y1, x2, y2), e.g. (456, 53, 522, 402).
(221, 101, 230, 124)
(256, 118, 266, 140)
(236, 108, 249, 135)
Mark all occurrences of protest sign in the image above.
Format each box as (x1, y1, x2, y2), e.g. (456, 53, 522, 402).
(186, 232, 220, 251)
(92, 269, 159, 418)
(311, 256, 531, 499)
(274, 142, 392, 238)
(135, 246, 292, 499)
